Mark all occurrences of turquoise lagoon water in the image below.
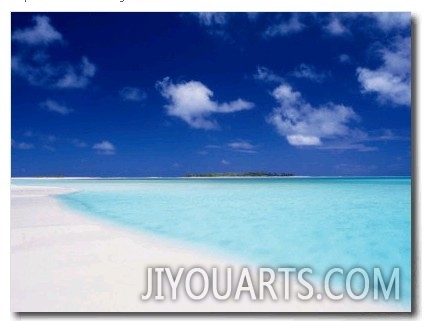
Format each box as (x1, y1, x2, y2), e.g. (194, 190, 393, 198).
(12, 177, 411, 307)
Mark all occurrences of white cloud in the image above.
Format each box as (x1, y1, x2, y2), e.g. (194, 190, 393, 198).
(221, 159, 230, 165)
(321, 13, 410, 36)
(119, 87, 147, 102)
(292, 64, 328, 83)
(157, 77, 254, 130)
(256, 64, 328, 84)
(203, 141, 257, 154)
(254, 66, 284, 83)
(13, 54, 96, 89)
(12, 140, 34, 150)
(267, 83, 359, 146)
(317, 13, 409, 38)
(357, 69, 410, 105)
(323, 15, 349, 36)
(264, 14, 305, 38)
(40, 99, 73, 115)
(228, 140, 256, 153)
(55, 57, 96, 89)
(12, 16, 63, 46)
(193, 13, 228, 26)
(370, 13, 410, 31)
(287, 135, 321, 146)
(189, 13, 230, 39)
(93, 141, 116, 155)
(228, 141, 254, 150)
(12, 16, 96, 89)
(189, 13, 264, 38)
(357, 36, 410, 106)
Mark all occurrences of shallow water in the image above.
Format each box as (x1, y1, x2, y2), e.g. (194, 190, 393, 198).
(12, 177, 411, 307)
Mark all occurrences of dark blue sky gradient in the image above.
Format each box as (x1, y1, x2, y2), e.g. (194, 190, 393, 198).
(11, 13, 411, 177)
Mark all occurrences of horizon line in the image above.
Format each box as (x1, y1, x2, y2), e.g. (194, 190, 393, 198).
(11, 175, 412, 179)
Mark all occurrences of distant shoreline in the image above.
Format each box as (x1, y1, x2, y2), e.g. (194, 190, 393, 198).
(11, 176, 411, 180)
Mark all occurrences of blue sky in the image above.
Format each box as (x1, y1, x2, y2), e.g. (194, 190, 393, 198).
(11, 12, 411, 177)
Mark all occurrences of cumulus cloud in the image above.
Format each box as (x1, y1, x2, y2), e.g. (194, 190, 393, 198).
(221, 159, 230, 165)
(12, 55, 96, 89)
(370, 12, 410, 31)
(264, 14, 305, 38)
(93, 141, 116, 155)
(292, 64, 329, 83)
(55, 57, 96, 89)
(287, 135, 321, 146)
(188, 13, 231, 39)
(40, 99, 73, 115)
(267, 83, 360, 146)
(356, 36, 411, 106)
(192, 13, 228, 26)
(119, 87, 147, 102)
(156, 77, 254, 130)
(12, 16, 63, 46)
(323, 13, 410, 36)
(323, 15, 349, 36)
(12, 15, 96, 89)
(316, 13, 409, 38)
(357, 69, 410, 105)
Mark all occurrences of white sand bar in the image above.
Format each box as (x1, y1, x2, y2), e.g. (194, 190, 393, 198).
(11, 185, 405, 312)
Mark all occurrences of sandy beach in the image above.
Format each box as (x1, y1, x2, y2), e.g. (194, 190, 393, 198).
(11, 185, 405, 312)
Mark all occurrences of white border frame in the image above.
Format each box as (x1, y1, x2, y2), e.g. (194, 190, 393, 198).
(2, 1, 422, 320)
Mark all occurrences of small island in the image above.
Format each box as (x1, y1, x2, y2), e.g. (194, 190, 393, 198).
(184, 172, 294, 178)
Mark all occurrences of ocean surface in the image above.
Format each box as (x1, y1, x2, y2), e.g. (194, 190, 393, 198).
(12, 177, 411, 308)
